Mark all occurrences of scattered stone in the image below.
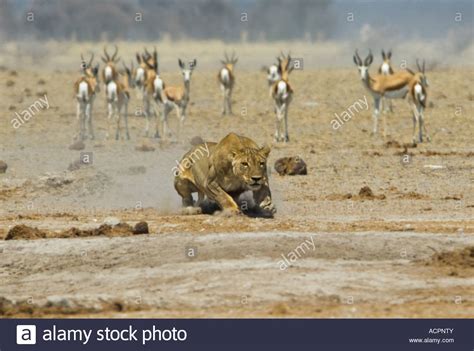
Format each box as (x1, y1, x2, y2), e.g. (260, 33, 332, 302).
(428, 246, 474, 269)
(274, 156, 307, 176)
(67, 159, 82, 171)
(190, 136, 205, 146)
(69, 140, 85, 151)
(6, 80, 15, 87)
(384, 140, 402, 148)
(8, 105, 16, 111)
(359, 186, 374, 198)
(37, 79, 46, 85)
(135, 144, 155, 152)
(6, 225, 47, 240)
(43, 174, 73, 188)
(133, 221, 149, 234)
(36, 90, 47, 97)
(0, 161, 7, 174)
(103, 217, 121, 227)
(128, 166, 147, 175)
(9, 70, 17, 76)
(358, 186, 386, 200)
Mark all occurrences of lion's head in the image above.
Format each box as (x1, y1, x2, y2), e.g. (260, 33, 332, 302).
(231, 145, 271, 191)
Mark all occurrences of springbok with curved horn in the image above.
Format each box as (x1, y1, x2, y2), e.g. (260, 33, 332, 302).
(271, 54, 294, 142)
(101, 45, 120, 85)
(105, 62, 135, 140)
(143, 49, 166, 138)
(409, 59, 430, 143)
(378, 49, 395, 113)
(162, 58, 197, 139)
(218, 51, 238, 116)
(353, 50, 415, 138)
(74, 53, 100, 140)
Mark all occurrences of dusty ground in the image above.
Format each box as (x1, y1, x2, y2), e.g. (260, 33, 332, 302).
(0, 42, 473, 318)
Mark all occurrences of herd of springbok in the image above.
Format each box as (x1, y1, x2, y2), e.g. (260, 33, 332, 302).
(74, 46, 430, 144)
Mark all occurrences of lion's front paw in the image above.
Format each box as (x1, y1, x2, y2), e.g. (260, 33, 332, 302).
(215, 207, 241, 217)
(260, 196, 276, 215)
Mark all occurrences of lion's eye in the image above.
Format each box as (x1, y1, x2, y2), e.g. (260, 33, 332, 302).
(241, 162, 249, 168)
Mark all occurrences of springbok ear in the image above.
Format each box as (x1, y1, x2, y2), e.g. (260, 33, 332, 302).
(387, 50, 392, 59)
(381, 49, 386, 60)
(101, 57, 107, 63)
(260, 144, 271, 158)
(220, 60, 226, 65)
(136, 53, 141, 63)
(191, 59, 197, 69)
(178, 58, 185, 69)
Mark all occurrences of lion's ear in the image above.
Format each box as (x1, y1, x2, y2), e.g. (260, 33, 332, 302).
(260, 144, 271, 158)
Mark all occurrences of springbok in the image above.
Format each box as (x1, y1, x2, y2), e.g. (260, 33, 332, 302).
(161, 58, 197, 138)
(218, 51, 238, 116)
(143, 49, 166, 138)
(379, 49, 395, 113)
(101, 45, 120, 85)
(409, 59, 430, 143)
(74, 54, 100, 140)
(353, 50, 415, 138)
(271, 54, 294, 142)
(105, 62, 135, 140)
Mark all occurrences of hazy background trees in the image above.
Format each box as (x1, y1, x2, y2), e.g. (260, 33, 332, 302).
(0, 0, 470, 46)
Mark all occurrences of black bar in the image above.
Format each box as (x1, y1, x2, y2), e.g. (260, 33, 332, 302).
(1, 319, 472, 350)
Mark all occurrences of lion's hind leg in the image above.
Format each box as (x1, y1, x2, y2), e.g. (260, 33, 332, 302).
(174, 177, 202, 215)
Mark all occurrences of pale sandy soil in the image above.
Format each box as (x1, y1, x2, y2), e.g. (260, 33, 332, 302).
(0, 43, 473, 317)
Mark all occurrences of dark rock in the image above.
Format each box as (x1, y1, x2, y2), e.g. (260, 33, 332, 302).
(0, 161, 7, 174)
(133, 221, 149, 235)
(69, 140, 85, 151)
(274, 156, 307, 176)
(190, 136, 205, 146)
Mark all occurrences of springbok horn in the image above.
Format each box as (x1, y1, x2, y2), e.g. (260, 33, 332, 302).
(422, 59, 426, 73)
(111, 45, 119, 61)
(355, 49, 362, 65)
(416, 59, 421, 72)
(88, 53, 94, 67)
(103, 46, 110, 61)
(144, 47, 151, 59)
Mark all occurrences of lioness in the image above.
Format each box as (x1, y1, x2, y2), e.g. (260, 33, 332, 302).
(174, 133, 276, 217)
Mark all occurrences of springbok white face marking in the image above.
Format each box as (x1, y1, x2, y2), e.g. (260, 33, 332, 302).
(135, 67, 145, 85)
(105, 66, 113, 81)
(267, 64, 280, 85)
(381, 62, 390, 75)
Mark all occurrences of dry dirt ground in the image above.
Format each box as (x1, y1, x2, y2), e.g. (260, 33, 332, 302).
(0, 43, 473, 318)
